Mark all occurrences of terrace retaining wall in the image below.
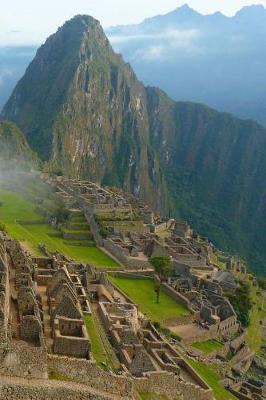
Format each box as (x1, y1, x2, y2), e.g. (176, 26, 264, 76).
(134, 371, 213, 400)
(47, 354, 133, 398)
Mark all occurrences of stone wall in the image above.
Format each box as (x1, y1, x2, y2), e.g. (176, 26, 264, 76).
(0, 376, 126, 400)
(218, 315, 239, 337)
(0, 341, 47, 379)
(53, 335, 90, 359)
(183, 325, 219, 344)
(104, 239, 150, 269)
(0, 236, 9, 352)
(83, 208, 104, 246)
(134, 371, 213, 400)
(47, 354, 133, 398)
(154, 276, 194, 312)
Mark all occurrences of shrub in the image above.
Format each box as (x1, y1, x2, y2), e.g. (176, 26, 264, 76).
(227, 282, 252, 327)
(0, 222, 7, 232)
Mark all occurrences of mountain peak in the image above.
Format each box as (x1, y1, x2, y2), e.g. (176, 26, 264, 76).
(235, 4, 266, 18)
(58, 14, 102, 35)
(174, 3, 200, 16)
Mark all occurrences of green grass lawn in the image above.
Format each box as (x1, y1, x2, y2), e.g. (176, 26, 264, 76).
(84, 314, 109, 368)
(0, 189, 119, 269)
(109, 276, 191, 324)
(192, 339, 224, 354)
(188, 359, 237, 400)
(84, 313, 119, 371)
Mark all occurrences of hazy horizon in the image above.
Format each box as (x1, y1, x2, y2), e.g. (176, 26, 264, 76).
(1, 1, 266, 46)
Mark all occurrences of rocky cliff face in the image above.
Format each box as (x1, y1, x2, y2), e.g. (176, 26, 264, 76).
(2, 16, 167, 212)
(2, 16, 266, 274)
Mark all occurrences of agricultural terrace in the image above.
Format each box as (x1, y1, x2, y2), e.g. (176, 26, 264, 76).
(109, 275, 191, 324)
(246, 283, 266, 353)
(0, 189, 118, 269)
(187, 359, 237, 400)
(192, 339, 224, 354)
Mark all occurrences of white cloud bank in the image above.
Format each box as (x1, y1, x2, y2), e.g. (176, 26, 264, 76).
(109, 28, 202, 60)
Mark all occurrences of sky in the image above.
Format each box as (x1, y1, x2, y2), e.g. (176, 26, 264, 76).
(1, 0, 266, 45)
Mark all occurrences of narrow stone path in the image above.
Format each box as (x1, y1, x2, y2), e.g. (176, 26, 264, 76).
(38, 286, 53, 352)
(8, 257, 20, 339)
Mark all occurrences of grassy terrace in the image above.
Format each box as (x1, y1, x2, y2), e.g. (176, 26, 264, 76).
(109, 276, 191, 324)
(0, 189, 119, 269)
(84, 313, 119, 371)
(187, 359, 237, 400)
(192, 339, 224, 354)
(246, 284, 266, 353)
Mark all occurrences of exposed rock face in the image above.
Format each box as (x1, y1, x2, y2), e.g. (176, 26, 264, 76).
(2, 15, 266, 274)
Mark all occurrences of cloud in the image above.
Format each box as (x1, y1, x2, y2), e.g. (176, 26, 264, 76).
(0, 69, 13, 87)
(109, 28, 203, 60)
(109, 28, 200, 44)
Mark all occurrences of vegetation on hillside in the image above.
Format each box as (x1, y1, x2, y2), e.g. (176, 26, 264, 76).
(227, 281, 252, 327)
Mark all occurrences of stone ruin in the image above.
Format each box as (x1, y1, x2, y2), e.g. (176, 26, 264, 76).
(99, 300, 196, 379)
(0, 232, 47, 379)
(166, 263, 239, 343)
(0, 230, 216, 399)
(47, 267, 91, 359)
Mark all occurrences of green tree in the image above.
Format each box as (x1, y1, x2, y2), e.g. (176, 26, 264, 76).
(227, 282, 252, 327)
(149, 256, 172, 304)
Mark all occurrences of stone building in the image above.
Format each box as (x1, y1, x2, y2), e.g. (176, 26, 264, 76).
(47, 267, 91, 359)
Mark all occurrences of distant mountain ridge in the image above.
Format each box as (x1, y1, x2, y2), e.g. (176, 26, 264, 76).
(2, 15, 266, 276)
(2, 5, 266, 126)
(107, 4, 266, 127)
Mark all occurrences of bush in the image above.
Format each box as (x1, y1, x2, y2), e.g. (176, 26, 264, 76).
(153, 321, 161, 330)
(227, 282, 252, 327)
(0, 222, 7, 232)
(170, 333, 182, 342)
